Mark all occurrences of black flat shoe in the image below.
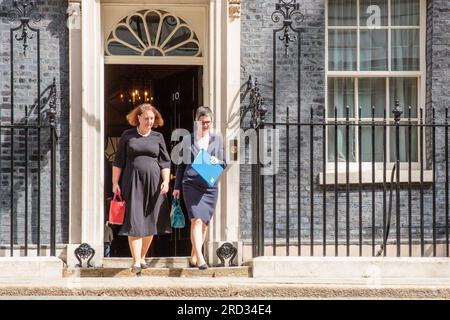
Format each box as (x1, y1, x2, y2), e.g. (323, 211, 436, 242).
(188, 259, 196, 268)
(140, 263, 149, 269)
(131, 266, 142, 275)
(198, 263, 208, 270)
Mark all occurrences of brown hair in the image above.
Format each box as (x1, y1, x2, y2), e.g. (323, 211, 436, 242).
(195, 106, 213, 121)
(126, 104, 164, 128)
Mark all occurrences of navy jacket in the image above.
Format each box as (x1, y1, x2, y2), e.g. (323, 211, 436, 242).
(174, 132, 227, 190)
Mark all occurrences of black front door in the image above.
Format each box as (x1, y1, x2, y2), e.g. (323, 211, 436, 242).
(104, 64, 202, 258)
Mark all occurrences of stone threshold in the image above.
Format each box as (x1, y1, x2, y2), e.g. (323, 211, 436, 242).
(64, 266, 251, 278)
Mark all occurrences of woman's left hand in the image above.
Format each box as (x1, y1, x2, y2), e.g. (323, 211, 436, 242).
(160, 180, 169, 195)
(210, 156, 219, 165)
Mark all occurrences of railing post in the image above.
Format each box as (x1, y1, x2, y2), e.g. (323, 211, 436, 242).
(310, 106, 314, 256)
(345, 105, 350, 256)
(334, 106, 338, 256)
(257, 88, 266, 257)
(420, 107, 424, 256)
(392, 99, 403, 257)
(47, 78, 57, 257)
(249, 78, 266, 257)
(446, 106, 449, 257)
(432, 106, 436, 256)
(358, 106, 362, 256)
(371, 105, 376, 256)
(252, 162, 259, 258)
(408, 105, 412, 257)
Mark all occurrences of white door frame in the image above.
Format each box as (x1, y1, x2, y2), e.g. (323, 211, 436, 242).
(70, 0, 242, 267)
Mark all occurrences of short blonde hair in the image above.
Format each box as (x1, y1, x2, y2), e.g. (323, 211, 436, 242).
(126, 104, 164, 128)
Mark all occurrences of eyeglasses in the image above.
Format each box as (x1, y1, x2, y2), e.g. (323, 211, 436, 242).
(201, 121, 211, 126)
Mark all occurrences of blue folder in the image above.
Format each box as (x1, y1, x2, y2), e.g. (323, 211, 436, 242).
(191, 149, 224, 187)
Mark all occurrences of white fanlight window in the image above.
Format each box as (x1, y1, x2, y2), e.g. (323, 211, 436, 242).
(326, 0, 425, 167)
(105, 9, 202, 57)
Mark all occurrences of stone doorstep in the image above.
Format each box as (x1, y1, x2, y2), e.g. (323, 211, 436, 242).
(63, 266, 251, 278)
(102, 257, 190, 269)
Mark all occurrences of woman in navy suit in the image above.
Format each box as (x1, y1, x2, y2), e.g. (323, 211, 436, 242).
(172, 106, 226, 269)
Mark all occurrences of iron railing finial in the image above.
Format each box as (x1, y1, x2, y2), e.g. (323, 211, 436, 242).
(392, 99, 403, 122)
(8, 0, 41, 56)
(271, 0, 304, 56)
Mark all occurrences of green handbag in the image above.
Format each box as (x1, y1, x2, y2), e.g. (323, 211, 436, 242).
(170, 198, 185, 228)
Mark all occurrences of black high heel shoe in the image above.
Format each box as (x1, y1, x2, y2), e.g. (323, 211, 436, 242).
(188, 259, 196, 268)
(198, 263, 208, 270)
(131, 266, 142, 275)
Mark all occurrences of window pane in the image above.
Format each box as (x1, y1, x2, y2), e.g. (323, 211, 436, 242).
(328, 0, 357, 26)
(328, 126, 356, 162)
(129, 15, 149, 47)
(360, 0, 387, 27)
(389, 124, 418, 162)
(391, 29, 420, 71)
(392, 0, 419, 26)
(146, 12, 161, 45)
(328, 78, 355, 118)
(361, 127, 384, 162)
(389, 78, 418, 118)
(166, 42, 200, 56)
(360, 30, 388, 71)
(359, 78, 386, 118)
(328, 30, 357, 71)
(163, 26, 192, 50)
(107, 41, 140, 56)
(143, 48, 163, 56)
(159, 15, 178, 46)
(115, 25, 144, 50)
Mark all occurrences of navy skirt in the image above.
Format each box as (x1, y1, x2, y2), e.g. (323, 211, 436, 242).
(182, 175, 218, 225)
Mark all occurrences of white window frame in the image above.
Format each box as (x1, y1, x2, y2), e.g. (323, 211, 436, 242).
(324, 0, 427, 176)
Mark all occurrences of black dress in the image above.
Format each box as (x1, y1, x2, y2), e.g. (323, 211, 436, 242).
(174, 133, 227, 224)
(113, 128, 172, 237)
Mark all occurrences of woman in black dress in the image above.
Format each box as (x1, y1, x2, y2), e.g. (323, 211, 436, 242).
(112, 104, 171, 274)
(173, 106, 226, 269)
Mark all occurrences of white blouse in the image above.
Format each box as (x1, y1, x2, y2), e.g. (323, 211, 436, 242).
(197, 133, 210, 150)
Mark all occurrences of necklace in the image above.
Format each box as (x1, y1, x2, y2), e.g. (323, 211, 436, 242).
(137, 127, 151, 137)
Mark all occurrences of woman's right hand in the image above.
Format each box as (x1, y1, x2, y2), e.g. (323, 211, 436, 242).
(112, 183, 121, 195)
(173, 189, 180, 199)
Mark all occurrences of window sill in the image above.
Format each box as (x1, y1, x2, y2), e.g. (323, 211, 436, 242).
(319, 170, 433, 186)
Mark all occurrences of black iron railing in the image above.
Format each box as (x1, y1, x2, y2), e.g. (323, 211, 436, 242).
(246, 97, 449, 258)
(242, 0, 449, 258)
(1, 0, 58, 256)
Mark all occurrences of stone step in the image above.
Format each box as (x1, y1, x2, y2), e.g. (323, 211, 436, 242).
(103, 257, 190, 269)
(66, 257, 249, 278)
(64, 266, 251, 278)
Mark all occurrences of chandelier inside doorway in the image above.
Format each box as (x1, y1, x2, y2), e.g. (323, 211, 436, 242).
(119, 81, 154, 108)
(112, 75, 155, 109)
